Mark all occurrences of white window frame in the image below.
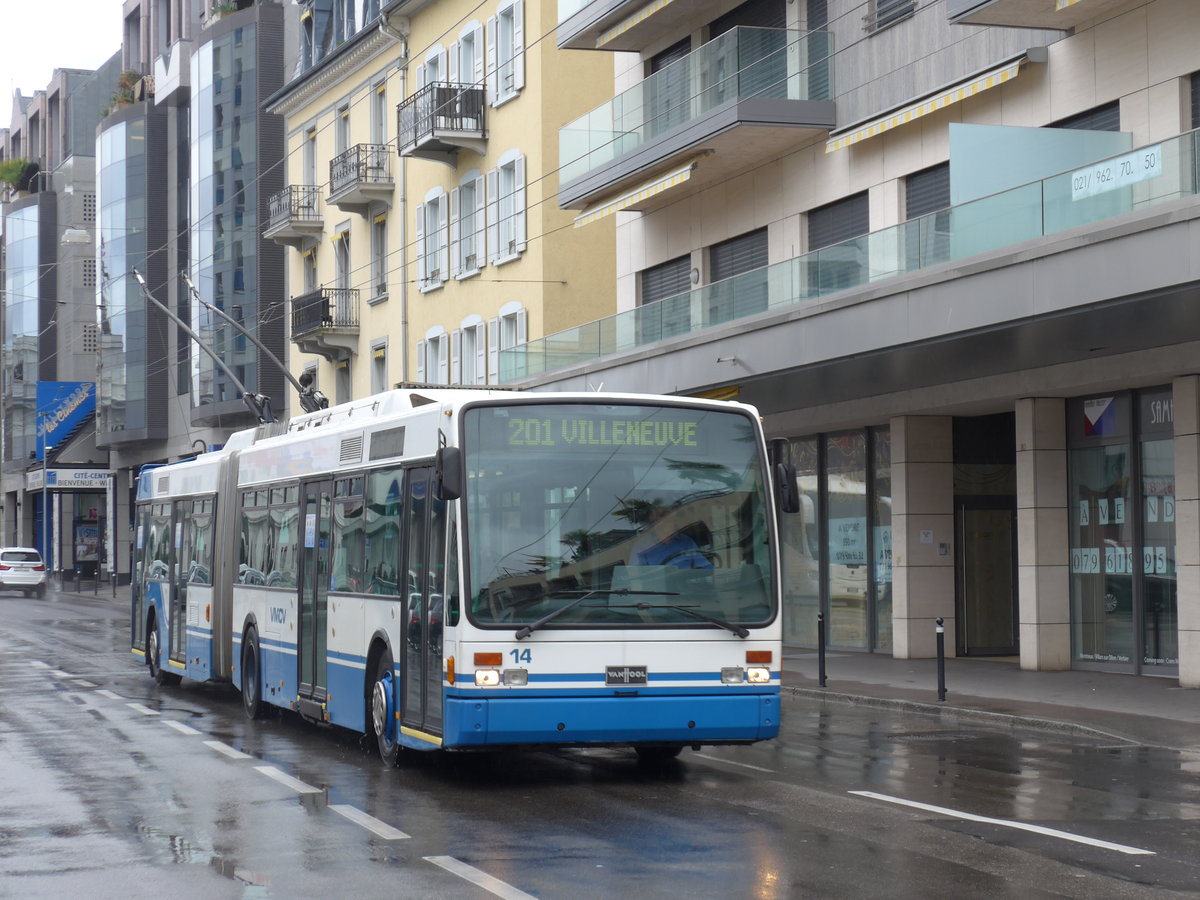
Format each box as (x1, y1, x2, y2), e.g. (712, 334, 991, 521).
(451, 169, 485, 279)
(450, 21, 485, 90)
(415, 44, 446, 92)
(486, 149, 526, 266)
(370, 339, 388, 394)
(488, 301, 527, 383)
(370, 212, 388, 300)
(370, 81, 387, 145)
(486, 0, 524, 107)
(452, 314, 487, 385)
(416, 326, 450, 384)
(336, 105, 351, 155)
(415, 186, 449, 292)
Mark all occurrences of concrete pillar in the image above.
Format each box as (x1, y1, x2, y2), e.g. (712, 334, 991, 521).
(1173, 376, 1200, 687)
(891, 415, 954, 658)
(1015, 398, 1071, 671)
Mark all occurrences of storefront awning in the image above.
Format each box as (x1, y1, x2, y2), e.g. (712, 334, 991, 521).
(596, 0, 682, 48)
(572, 159, 698, 227)
(825, 55, 1031, 153)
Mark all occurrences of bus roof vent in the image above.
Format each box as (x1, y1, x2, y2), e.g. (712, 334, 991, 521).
(409, 392, 437, 407)
(339, 435, 364, 465)
(156, 475, 169, 495)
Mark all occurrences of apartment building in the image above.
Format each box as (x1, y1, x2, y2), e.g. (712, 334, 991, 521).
(264, 0, 616, 399)
(0, 61, 122, 575)
(517, 0, 1200, 686)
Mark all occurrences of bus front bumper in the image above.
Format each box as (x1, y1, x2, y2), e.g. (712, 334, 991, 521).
(443, 691, 780, 748)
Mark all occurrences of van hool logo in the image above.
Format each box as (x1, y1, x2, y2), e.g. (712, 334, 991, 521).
(606, 665, 648, 686)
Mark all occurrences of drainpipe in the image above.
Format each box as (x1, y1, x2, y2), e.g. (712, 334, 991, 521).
(380, 16, 410, 384)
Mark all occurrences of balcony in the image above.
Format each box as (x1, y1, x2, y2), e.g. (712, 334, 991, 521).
(264, 185, 323, 249)
(291, 287, 359, 361)
(507, 129, 1200, 382)
(557, 0, 736, 52)
(559, 27, 834, 214)
(397, 82, 486, 166)
(947, 0, 1141, 29)
(327, 144, 393, 214)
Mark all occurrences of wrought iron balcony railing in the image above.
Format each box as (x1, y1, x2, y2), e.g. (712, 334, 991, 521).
(291, 287, 360, 338)
(329, 144, 392, 197)
(267, 185, 322, 230)
(397, 82, 485, 153)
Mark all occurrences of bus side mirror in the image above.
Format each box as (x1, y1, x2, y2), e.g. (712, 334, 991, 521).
(435, 446, 463, 501)
(769, 438, 800, 514)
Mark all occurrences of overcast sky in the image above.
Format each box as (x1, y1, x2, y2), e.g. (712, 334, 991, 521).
(1, 0, 123, 103)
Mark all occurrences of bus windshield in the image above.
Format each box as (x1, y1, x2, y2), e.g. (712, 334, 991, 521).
(463, 402, 774, 630)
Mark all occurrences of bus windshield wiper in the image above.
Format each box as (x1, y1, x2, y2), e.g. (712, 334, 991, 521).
(632, 602, 749, 638)
(514, 589, 677, 640)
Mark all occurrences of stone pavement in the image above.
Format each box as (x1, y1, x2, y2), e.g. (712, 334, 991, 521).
(782, 649, 1200, 752)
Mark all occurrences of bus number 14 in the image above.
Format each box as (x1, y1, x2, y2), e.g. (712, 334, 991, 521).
(510, 649, 532, 664)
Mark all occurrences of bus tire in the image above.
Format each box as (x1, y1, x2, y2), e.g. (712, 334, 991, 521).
(242, 627, 264, 720)
(370, 651, 400, 767)
(147, 618, 181, 686)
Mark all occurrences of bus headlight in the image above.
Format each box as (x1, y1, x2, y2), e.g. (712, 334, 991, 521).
(475, 669, 501, 687)
(746, 666, 771, 684)
(721, 666, 745, 684)
(503, 668, 528, 686)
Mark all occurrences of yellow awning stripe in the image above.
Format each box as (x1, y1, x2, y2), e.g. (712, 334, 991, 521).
(573, 159, 698, 227)
(826, 58, 1025, 153)
(1056, 0, 1086, 8)
(596, 0, 680, 48)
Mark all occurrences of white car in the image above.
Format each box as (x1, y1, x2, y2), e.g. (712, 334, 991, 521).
(0, 548, 48, 598)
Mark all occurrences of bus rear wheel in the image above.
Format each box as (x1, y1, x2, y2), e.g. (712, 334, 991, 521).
(370, 651, 400, 767)
(242, 627, 264, 720)
(147, 620, 180, 686)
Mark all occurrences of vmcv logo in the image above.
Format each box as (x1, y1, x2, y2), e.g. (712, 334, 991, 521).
(270, 607, 287, 624)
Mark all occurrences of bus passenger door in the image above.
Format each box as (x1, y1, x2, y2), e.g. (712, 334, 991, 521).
(298, 479, 333, 713)
(401, 467, 447, 738)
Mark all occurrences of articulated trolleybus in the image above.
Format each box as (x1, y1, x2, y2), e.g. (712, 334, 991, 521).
(133, 388, 790, 763)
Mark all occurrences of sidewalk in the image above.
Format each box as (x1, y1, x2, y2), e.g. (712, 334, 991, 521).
(782, 649, 1200, 752)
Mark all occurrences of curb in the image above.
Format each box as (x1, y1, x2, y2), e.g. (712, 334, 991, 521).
(783, 684, 1142, 746)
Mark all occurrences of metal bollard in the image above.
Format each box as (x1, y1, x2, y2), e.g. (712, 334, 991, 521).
(935, 617, 946, 702)
(93, 568, 99, 595)
(817, 611, 827, 687)
(75, 567, 81, 593)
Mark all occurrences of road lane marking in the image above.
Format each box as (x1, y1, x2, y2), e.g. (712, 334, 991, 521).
(74, 680, 96, 687)
(165, 721, 202, 735)
(30, 660, 50, 669)
(693, 753, 776, 773)
(203, 740, 252, 760)
(97, 690, 123, 701)
(329, 805, 410, 840)
(423, 857, 537, 900)
(849, 791, 1156, 856)
(254, 765, 323, 795)
(126, 702, 159, 716)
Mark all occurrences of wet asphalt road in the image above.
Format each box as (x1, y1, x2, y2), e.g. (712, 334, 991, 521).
(1, 588, 1198, 899)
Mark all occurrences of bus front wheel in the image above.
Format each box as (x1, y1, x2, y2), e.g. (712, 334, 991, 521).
(147, 620, 180, 686)
(242, 628, 264, 720)
(370, 651, 400, 767)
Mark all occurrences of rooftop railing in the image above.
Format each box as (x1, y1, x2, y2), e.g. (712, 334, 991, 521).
(559, 26, 833, 184)
(504, 130, 1197, 382)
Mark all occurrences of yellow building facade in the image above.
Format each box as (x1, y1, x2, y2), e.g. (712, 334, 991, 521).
(264, 0, 616, 400)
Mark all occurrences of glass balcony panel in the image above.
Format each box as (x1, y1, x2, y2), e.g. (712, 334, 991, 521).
(559, 27, 833, 184)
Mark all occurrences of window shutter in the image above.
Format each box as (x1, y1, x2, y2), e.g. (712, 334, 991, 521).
(438, 194, 450, 280)
(416, 339, 427, 381)
(451, 329, 462, 384)
(437, 336, 449, 383)
(414, 59, 425, 93)
(474, 322, 487, 384)
(448, 40, 459, 85)
(640, 255, 691, 305)
(449, 187, 461, 277)
(473, 22, 485, 88)
(905, 163, 950, 220)
(515, 307, 527, 344)
(513, 154, 527, 251)
(488, 316, 500, 382)
(486, 168, 500, 264)
(807, 191, 869, 251)
(710, 228, 768, 283)
(512, 0, 525, 91)
(414, 201, 427, 287)
(1049, 100, 1121, 132)
(486, 16, 497, 106)
(472, 174, 486, 266)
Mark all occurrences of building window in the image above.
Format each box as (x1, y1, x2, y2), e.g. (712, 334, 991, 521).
(452, 171, 485, 278)
(452, 21, 484, 89)
(1050, 101, 1121, 132)
(808, 191, 869, 251)
(336, 105, 351, 154)
(335, 360, 351, 404)
(1191, 72, 1200, 130)
(865, 0, 915, 32)
(303, 250, 318, 293)
(334, 230, 350, 289)
(303, 128, 317, 184)
(905, 162, 950, 266)
(488, 303, 527, 383)
(371, 83, 387, 145)
(454, 316, 487, 385)
(416, 188, 448, 291)
(371, 342, 387, 394)
(417, 44, 446, 91)
(640, 255, 691, 306)
(487, 151, 525, 265)
(371, 214, 387, 299)
(708, 228, 768, 324)
(416, 328, 450, 384)
(488, 0, 524, 106)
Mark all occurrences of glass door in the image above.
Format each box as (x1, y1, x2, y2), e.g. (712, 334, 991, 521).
(401, 467, 447, 737)
(956, 498, 1017, 656)
(298, 479, 332, 704)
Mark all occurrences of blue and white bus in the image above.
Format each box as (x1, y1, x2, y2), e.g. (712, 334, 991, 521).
(133, 388, 789, 763)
